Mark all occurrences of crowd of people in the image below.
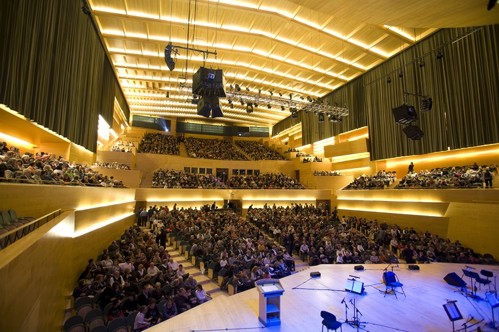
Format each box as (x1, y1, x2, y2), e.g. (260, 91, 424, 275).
(137, 133, 180, 155)
(0, 143, 125, 187)
(69, 201, 496, 329)
(151, 169, 304, 189)
(234, 140, 286, 160)
(226, 173, 305, 189)
(71, 224, 211, 330)
(110, 140, 135, 153)
(344, 171, 397, 190)
(156, 207, 295, 292)
(93, 161, 131, 170)
(246, 204, 496, 266)
(396, 163, 496, 189)
(152, 169, 224, 189)
(184, 137, 247, 160)
(313, 170, 341, 176)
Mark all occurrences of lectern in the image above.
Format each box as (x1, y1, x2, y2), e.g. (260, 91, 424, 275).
(255, 278, 284, 326)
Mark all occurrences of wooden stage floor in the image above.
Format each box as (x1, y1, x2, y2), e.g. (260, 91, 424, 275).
(147, 263, 499, 332)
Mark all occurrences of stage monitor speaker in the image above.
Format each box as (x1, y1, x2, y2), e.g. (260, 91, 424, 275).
(392, 104, 417, 125)
(403, 125, 424, 140)
(408, 264, 420, 270)
(310, 271, 321, 278)
(444, 272, 467, 288)
(354, 265, 364, 271)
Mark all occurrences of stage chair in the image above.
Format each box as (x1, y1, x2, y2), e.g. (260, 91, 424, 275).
(481, 270, 496, 292)
(320, 310, 342, 332)
(383, 271, 406, 298)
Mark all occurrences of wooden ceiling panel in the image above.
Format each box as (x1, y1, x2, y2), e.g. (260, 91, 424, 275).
(89, 0, 497, 127)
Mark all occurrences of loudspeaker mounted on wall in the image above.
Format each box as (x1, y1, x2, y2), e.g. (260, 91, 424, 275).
(403, 125, 424, 140)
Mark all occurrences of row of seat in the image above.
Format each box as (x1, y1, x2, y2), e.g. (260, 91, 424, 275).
(65, 296, 132, 332)
(0, 209, 35, 249)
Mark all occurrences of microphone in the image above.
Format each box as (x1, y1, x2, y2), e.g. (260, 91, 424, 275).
(349, 299, 354, 305)
(341, 297, 345, 304)
(349, 275, 360, 279)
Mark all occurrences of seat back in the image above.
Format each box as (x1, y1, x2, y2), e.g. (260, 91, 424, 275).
(107, 317, 128, 332)
(63, 315, 85, 332)
(85, 308, 105, 330)
(7, 209, 18, 222)
(383, 271, 397, 285)
(320, 310, 336, 321)
(481, 270, 493, 278)
(1, 211, 12, 225)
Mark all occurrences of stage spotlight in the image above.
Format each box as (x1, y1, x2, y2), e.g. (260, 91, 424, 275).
(419, 59, 425, 68)
(267, 103, 272, 109)
(235, 84, 241, 91)
(420, 97, 433, 112)
(279, 93, 283, 97)
(387, 76, 392, 84)
(246, 103, 254, 113)
(281, 105, 285, 111)
(436, 50, 444, 60)
(291, 110, 298, 119)
(318, 113, 325, 122)
(240, 98, 245, 105)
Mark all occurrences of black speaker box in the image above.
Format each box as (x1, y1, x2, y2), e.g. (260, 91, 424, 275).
(408, 264, 420, 270)
(403, 125, 424, 140)
(392, 104, 417, 125)
(444, 272, 467, 288)
(354, 265, 364, 271)
(310, 271, 321, 278)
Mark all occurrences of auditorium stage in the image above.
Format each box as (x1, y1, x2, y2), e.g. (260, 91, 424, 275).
(147, 263, 499, 332)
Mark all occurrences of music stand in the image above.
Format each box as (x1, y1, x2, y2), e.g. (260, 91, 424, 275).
(344, 277, 365, 331)
(443, 301, 463, 332)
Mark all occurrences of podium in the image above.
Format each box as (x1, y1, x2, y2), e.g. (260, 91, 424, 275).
(255, 279, 284, 326)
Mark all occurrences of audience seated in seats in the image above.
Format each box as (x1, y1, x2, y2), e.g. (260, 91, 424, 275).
(234, 140, 286, 160)
(93, 161, 131, 170)
(0, 143, 125, 187)
(344, 171, 397, 190)
(396, 164, 490, 189)
(137, 133, 180, 155)
(245, 204, 496, 266)
(314, 170, 341, 176)
(67, 203, 497, 328)
(152, 169, 225, 188)
(110, 140, 135, 153)
(151, 169, 304, 189)
(184, 137, 247, 160)
(227, 173, 304, 189)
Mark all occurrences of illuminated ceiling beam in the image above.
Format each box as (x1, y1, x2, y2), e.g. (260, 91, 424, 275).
(92, 9, 369, 72)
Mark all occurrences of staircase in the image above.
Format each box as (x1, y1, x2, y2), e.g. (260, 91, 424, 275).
(166, 236, 227, 299)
